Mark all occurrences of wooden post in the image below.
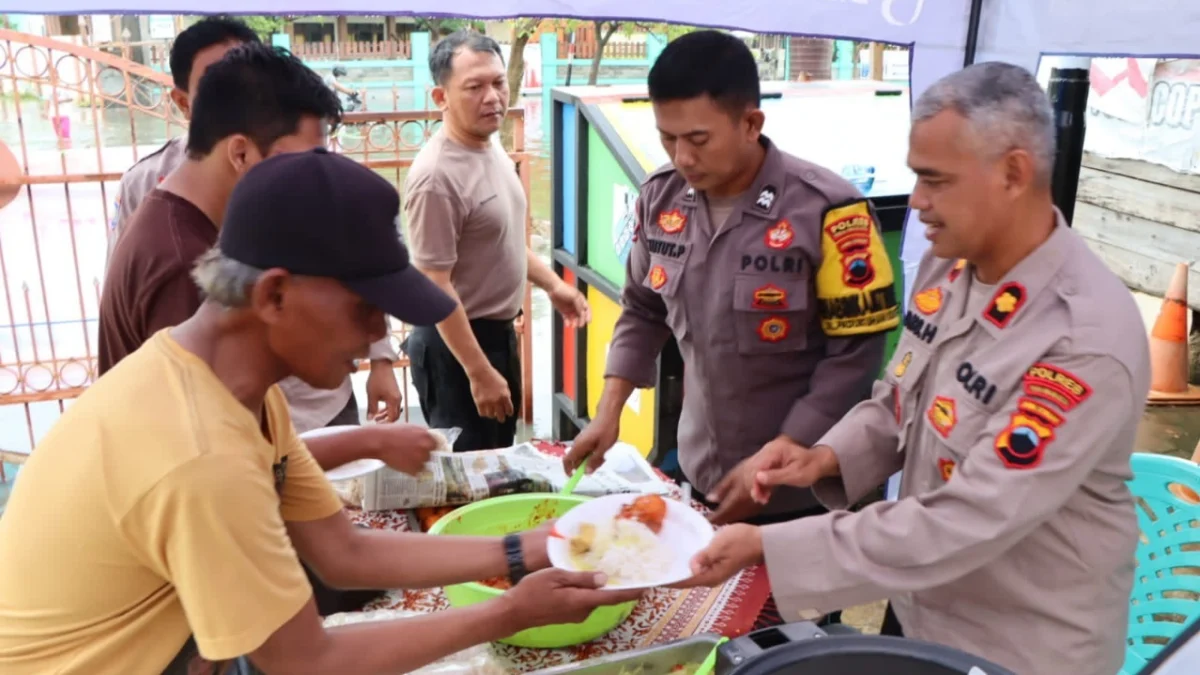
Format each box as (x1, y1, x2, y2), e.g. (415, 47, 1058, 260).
(870, 42, 885, 81)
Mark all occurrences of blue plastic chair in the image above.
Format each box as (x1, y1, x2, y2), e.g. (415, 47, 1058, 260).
(1123, 453, 1200, 675)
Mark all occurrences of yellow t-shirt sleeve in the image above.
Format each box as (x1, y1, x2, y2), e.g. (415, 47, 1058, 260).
(266, 387, 345, 523)
(121, 455, 314, 661)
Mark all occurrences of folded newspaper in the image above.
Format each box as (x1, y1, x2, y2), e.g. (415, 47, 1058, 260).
(352, 441, 670, 512)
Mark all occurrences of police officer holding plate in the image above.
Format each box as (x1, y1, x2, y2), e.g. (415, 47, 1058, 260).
(564, 30, 899, 537)
(677, 63, 1150, 675)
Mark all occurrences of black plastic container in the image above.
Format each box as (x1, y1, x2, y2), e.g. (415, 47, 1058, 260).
(716, 622, 1015, 675)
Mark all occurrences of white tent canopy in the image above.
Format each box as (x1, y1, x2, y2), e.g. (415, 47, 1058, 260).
(8, 0, 1197, 299)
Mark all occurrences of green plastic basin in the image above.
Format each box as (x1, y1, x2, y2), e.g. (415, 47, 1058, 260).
(425, 493, 638, 648)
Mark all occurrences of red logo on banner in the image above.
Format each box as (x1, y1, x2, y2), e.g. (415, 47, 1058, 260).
(1091, 58, 1148, 98)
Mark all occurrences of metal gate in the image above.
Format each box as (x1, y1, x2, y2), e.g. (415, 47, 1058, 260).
(0, 29, 532, 473)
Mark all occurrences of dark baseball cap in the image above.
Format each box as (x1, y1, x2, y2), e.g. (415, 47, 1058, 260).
(218, 147, 455, 327)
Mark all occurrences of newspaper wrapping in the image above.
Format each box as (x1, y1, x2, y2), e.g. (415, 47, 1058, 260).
(353, 442, 671, 512)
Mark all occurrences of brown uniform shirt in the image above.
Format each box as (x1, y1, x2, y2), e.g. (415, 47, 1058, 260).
(761, 214, 1150, 674)
(605, 138, 900, 514)
(403, 129, 528, 321)
(98, 190, 216, 375)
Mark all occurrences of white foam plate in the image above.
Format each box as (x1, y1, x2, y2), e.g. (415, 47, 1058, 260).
(547, 493, 715, 590)
(301, 425, 386, 482)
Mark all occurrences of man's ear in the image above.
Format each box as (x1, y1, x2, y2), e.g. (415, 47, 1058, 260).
(249, 269, 291, 325)
(1002, 148, 1037, 196)
(745, 108, 765, 139)
(224, 134, 262, 176)
(169, 88, 190, 118)
(430, 85, 448, 110)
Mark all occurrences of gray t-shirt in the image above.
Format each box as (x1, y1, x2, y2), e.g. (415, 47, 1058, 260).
(402, 129, 528, 321)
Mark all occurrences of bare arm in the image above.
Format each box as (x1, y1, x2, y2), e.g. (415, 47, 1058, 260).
(302, 426, 387, 471)
(527, 247, 564, 292)
(419, 267, 493, 379)
(250, 596, 518, 675)
(286, 508, 547, 590)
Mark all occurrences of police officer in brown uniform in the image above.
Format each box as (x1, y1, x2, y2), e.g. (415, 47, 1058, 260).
(679, 62, 1150, 675)
(565, 33, 899, 533)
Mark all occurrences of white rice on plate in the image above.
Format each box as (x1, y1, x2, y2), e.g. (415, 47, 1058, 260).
(570, 518, 672, 585)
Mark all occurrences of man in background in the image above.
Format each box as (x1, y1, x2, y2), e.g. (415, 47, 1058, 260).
(101, 31, 402, 430)
(403, 30, 590, 451)
(106, 16, 258, 267)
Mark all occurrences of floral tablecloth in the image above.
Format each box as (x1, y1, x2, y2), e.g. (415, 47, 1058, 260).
(347, 440, 772, 672)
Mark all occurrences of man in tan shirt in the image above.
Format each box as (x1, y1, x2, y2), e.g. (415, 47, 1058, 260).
(403, 30, 589, 451)
(678, 62, 1150, 675)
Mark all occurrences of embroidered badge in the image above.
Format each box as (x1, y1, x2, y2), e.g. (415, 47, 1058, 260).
(938, 458, 956, 482)
(751, 283, 788, 309)
(823, 204, 877, 289)
(994, 408, 1057, 469)
(815, 200, 899, 337)
(648, 265, 668, 290)
(983, 281, 1027, 329)
(893, 351, 912, 378)
(926, 396, 957, 438)
(1022, 362, 1092, 411)
(657, 209, 686, 234)
(947, 258, 967, 282)
(757, 316, 790, 342)
(755, 185, 777, 211)
(764, 220, 795, 250)
(913, 287, 943, 315)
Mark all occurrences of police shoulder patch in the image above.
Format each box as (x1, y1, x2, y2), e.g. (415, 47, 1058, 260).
(815, 199, 899, 337)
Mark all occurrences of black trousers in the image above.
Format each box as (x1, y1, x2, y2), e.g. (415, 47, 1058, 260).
(405, 319, 522, 452)
(303, 390, 389, 617)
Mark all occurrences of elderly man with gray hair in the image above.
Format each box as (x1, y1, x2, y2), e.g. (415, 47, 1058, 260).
(674, 62, 1150, 675)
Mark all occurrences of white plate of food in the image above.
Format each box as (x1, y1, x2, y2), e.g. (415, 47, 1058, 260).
(300, 425, 386, 481)
(547, 493, 715, 590)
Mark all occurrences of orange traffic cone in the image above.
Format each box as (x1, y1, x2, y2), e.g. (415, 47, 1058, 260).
(1148, 263, 1200, 404)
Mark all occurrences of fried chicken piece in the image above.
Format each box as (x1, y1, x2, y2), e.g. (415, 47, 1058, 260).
(617, 494, 667, 534)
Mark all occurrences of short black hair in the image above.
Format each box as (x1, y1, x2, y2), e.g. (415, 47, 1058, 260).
(186, 42, 343, 160)
(169, 16, 260, 91)
(428, 30, 504, 86)
(648, 30, 760, 115)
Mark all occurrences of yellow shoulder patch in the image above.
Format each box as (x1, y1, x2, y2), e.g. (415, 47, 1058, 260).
(815, 200, 900, 337)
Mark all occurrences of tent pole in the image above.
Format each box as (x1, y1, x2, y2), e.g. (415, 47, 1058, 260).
(1047, 57, 1092, 226)
(962, 0, 984, 66)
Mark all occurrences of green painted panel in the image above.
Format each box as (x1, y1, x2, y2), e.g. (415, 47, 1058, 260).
(585, 126, 639, 288)
(881, 229, 905, 370)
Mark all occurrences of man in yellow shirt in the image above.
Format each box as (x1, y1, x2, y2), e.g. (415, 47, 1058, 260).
(0, 148, 638, 674)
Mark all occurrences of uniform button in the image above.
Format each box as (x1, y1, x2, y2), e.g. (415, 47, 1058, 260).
(1062, 282, 1076, 295)
(805, 171, 817, 181)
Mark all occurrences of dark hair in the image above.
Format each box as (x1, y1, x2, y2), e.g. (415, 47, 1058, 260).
(648, 30, 760, 115)
(186, 42, 343, 160)
(169, 16, 260, 91)
(428, 30, 504, 86)
(332, 65, 347, 78)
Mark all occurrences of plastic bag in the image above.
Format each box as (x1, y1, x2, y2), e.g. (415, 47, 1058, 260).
(322, 608, 509, 674)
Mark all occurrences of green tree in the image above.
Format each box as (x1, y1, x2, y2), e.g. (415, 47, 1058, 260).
(583, 21, 698, 85)
(502, 17, 541, 148)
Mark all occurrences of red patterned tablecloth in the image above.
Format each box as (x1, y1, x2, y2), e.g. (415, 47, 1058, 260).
(348, 440, 771, 672)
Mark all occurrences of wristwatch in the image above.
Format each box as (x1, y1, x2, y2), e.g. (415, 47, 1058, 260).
(503, 533, 528, 585)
